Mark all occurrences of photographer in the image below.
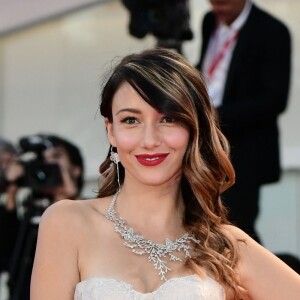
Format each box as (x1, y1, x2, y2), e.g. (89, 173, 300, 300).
(1, 134, 84, 300)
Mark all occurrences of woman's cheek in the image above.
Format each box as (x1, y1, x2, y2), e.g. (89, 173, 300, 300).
(113, 130, 139, 150)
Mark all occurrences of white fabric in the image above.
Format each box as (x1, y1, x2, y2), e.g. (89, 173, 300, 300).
(202, 0, 252, 107)
(74, 274, 225, 300)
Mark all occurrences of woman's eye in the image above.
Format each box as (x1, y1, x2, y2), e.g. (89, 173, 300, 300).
(161, 116, 175, 123)
(121, 117, 138, 124)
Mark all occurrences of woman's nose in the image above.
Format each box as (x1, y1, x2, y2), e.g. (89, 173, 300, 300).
(140, 124, 161, 149)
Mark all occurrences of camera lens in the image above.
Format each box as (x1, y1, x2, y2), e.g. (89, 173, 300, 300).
(35, 169, 47, 182)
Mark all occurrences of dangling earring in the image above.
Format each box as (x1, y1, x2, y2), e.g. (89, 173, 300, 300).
(110, 146, 121, 190)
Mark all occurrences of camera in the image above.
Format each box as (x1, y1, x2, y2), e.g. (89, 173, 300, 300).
(21, 160, 62, 192)
(18, 135, 63, 192)
(18, 135, 62, 192)
(0, 135, 63, 194)
(122, 0, 193, 42)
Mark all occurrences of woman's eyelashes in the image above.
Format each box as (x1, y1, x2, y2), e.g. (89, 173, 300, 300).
(120, 116, 139, 124)
(161, 116, 176, 123)
(119, 115, 176, 125)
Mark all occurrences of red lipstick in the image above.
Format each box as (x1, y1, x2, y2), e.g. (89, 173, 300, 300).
(135, 153, 169, 166)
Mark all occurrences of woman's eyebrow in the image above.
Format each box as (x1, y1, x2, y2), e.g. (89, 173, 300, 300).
(116, 108, 142, 115)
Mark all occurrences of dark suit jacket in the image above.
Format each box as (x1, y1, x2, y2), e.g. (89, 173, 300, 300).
(197, 4, 291, 186)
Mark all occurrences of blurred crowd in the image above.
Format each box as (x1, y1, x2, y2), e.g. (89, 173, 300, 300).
(0, 134, 84, 300)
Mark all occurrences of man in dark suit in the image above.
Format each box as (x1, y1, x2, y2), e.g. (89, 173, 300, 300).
(196, 0, 291, 242)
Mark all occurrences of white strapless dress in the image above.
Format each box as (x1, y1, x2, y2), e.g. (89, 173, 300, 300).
(74, 275, 225, 300)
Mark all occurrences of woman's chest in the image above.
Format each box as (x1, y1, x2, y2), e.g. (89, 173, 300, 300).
(77, 229, 192, 293)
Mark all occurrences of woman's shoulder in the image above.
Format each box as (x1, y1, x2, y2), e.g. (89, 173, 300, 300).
(39, 196, 112, 235)
(218, 224, 251, 251)
(220, 224, 261, 268)
(221, 227, 300, 299)
(221, 224, 248, 239)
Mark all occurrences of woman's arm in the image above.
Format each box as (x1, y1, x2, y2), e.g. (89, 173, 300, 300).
(31, 200, 81, 300)
(230, 226, 300, 300)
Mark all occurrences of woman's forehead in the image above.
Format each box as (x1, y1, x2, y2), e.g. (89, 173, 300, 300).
(112, 82, 146, 109)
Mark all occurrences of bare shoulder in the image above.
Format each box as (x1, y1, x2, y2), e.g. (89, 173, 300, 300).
(222, 225, 300, 300)
(39, 196, 112, 236)
(222, 224, 248, 240)
(221, 224, 279, 263)
(31, 196, 114, 300)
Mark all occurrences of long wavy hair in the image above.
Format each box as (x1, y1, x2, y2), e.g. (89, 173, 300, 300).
(99, 48, 243, 298)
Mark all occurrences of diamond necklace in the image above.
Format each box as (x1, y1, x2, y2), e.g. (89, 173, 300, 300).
(106, 189, 200, 281)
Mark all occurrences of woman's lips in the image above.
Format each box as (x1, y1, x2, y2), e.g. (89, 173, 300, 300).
(135, 153, 169, 166)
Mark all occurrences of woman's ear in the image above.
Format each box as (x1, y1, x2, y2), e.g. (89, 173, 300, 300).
(105, 118, 116, 147)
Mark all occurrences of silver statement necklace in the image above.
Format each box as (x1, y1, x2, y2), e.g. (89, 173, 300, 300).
(106, 189, 200, 281)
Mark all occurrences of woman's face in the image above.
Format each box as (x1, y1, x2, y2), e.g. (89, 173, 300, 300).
(106, 82, 190, 187)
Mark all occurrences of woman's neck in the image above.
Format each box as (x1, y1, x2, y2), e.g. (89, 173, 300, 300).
(114, 180, 185, 241)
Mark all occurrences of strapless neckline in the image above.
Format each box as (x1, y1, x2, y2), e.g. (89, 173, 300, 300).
(74, 274, 225, 299)
(77, 274, 199, 295)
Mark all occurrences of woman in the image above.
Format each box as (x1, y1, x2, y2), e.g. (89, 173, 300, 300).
(31, 48, 300, 299)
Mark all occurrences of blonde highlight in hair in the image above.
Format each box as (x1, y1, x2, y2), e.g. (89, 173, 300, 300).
(99, 48, 243, 298)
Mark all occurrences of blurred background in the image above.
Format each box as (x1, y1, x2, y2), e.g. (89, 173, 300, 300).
(0, 1, 299, 297)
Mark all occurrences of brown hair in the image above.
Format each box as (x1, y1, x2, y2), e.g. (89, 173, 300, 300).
(99, 48, 242, 298)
